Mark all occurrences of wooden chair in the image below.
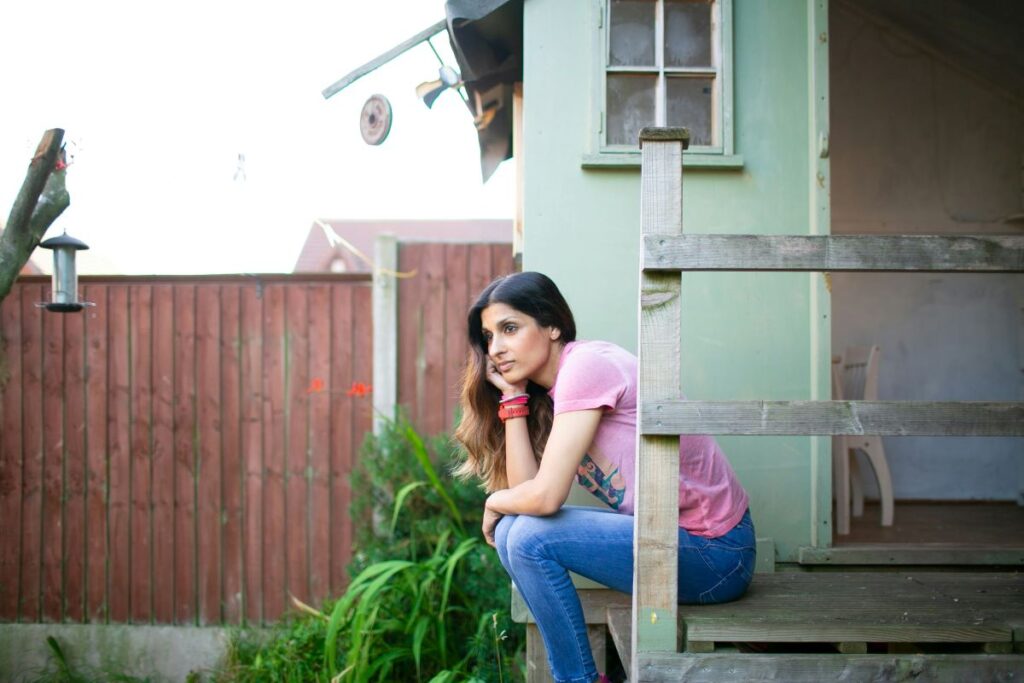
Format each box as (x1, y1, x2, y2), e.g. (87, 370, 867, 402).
(833, 345, 894, 534)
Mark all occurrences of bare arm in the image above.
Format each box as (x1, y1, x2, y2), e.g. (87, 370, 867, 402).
(484, 359, 539, 486)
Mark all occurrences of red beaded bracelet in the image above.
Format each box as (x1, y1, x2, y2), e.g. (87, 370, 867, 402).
(498, 404, 530, 422)
(499, 393, 529, 406)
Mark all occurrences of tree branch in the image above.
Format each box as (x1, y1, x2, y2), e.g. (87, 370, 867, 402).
(0, 128, 71, 303)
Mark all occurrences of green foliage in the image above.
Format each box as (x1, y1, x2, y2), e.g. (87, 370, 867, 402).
(218, 413, 524, 682)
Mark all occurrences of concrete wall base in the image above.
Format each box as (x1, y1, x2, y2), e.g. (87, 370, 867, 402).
(0, 624, 232, 682)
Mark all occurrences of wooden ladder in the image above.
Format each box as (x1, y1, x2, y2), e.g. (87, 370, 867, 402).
(626, 127, 1024, 681)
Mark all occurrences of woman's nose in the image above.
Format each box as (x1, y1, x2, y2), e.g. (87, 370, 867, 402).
(489, 336, 504, 355)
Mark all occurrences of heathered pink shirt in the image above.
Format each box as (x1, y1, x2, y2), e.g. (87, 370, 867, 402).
(548, 340, 749, 538)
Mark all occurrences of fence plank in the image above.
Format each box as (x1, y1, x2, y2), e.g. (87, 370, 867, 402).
(197, 286, 222, 625)
(262, 284, 286, 621)
(84, 285, 109, 623)
(443, 244, 470, 428)
(329, 284, 354, 597)
(130, 285, 153, 623)
(173, 285, 197, 624)
(286, 285, 310, 607)
(107, 286, 131, 623)
(152, 285, 175, 623)
(221, 285, 243, 624)
(0, 287, 24, 620)
(63, 295, 86, 623)
(419, 243, 447, 435)
(19, 285, 44, 622)
(352, 285, 374, 474)
(640, 400, 1024, 436)
(308, 284, 332, 605)
(240, 284, 263, 624)
(41, 302, 64, 622)
(643, 234, 1024, 273)
(491, 242, 516, 278)
(397, 244, 423, 425)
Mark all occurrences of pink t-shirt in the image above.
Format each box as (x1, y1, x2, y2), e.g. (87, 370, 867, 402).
(548, 340, 749, 538)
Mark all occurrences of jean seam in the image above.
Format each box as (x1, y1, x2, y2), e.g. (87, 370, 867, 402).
(698, 557, 747, 604)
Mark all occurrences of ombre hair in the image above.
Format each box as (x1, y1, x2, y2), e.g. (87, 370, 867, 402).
(454, 272, 576, 491)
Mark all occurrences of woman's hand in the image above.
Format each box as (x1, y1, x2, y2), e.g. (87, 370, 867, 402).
(486, 360, 526, 397)
(481, 505, 504, 548)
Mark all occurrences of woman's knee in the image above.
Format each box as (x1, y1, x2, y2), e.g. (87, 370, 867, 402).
(500, 513, 553, 562)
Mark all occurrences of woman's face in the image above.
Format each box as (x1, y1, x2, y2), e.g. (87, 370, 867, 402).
(480, 302, 562, 388)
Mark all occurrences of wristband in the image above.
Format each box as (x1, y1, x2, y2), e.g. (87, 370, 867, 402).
(498, 404, 530, 422)
(499, 393, 529, 406)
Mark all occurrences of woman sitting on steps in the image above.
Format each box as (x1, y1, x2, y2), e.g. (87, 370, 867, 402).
(455, 271, 755, 683)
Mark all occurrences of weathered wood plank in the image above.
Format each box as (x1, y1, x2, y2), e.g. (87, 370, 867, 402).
(285, 285, 310, 607)
(221, 285, 243, 624)
(261, 285, 286, 621)
(40, 296, 63, 622)
(240, 284, 264, 624)
(196, 286, 222, 625)
(84, 285, 109, 623)
(418, 243, 447, 435)
(151, 285, 175, 623)
(607, 606, 633, 680)
(107, 286, 131, 623)
(173, 285, 197, 624)
(643, 234, 1024, 273)
(799, 544, 1024, 565)
(371, 235, 397, 434)
(443, 244, 470, 429)
(396, 244, 422, 424)
(307, 284, 332, 608)
(634, 130, 688, 667)
(636, 653, 1024, 682)
(0, 284, 24, 620)
(62, 302, 86, 622)
(129, 284, 152, 624)
(329, 284, 354, 597)
(641, 400, 1024, 436)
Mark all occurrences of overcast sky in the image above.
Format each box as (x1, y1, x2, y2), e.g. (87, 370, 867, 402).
(0, 1, 514, 275)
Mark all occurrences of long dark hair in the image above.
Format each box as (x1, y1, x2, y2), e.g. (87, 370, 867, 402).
(454, 272, 576, 491)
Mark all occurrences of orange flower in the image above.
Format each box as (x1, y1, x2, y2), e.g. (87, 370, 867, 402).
(347, 381, 372, 397)
(307, 378, 325, 394)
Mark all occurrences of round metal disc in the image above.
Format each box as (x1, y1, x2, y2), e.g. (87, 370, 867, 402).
(359, 95, 392, 146)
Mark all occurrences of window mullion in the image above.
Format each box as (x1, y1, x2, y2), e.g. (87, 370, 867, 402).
(655, 0, 665, 127)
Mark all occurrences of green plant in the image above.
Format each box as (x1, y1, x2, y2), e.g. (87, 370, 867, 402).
(219, 413, 524, 682)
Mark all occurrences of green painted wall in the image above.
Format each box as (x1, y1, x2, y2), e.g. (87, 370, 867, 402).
(521, 0, 832, 561)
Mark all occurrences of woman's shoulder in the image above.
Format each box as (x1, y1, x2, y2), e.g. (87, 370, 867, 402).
(560, 340, 636, 375)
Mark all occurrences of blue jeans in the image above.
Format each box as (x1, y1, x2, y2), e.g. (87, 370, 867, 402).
(495, 506, 755, 683)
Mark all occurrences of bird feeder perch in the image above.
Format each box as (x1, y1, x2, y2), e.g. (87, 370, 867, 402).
(37, 231, 92, 312)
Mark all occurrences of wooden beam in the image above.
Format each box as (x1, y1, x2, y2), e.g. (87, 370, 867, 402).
(321, 19, 447, 100)
(798, 545, 1024, 566)
(642, 234, 1024, 273)
(632, 127, 689, 672)
(606, 607, 632, 680)
(635, 653, 1024, 682)
(640, 400, 1024, 436)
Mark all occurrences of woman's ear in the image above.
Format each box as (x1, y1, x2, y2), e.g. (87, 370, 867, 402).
(549, 327, 562, 341)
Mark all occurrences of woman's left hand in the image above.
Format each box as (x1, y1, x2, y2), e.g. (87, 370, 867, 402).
(481, 506, 503, 548)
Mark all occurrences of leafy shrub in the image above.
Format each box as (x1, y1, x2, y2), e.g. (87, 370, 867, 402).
(219, 413, 523, 682)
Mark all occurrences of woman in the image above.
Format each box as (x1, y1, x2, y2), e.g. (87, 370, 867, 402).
(455, 272, 755, 683)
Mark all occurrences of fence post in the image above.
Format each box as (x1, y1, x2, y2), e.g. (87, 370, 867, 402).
(632, 127, 689, 674)
(372, 235, 398, 435)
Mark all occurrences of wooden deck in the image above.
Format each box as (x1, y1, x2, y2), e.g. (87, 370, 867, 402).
(515, 571, 1024, 681)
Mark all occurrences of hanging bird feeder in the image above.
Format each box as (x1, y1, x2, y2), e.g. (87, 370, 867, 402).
(37, 231, 92, 312)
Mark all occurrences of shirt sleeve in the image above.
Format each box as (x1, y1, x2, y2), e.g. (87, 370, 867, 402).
(553, 346, 629, 415)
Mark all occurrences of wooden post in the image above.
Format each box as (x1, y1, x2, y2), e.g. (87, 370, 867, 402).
(372, 235, 398, 434)
(632, 127, 689, 675)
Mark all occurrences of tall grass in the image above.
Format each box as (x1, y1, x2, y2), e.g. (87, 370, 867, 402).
(219, 414, 523, 682)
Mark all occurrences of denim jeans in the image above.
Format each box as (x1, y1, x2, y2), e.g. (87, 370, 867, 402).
(494, 506, 755, 683)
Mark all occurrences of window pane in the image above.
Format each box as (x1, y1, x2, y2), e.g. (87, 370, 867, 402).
(609, 0, 655, 67)
(607, 74, 656, 146)
(667, 76, 712, 145)
(665, 0, 712, 68)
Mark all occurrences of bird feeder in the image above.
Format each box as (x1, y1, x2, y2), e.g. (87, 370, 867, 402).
(38, 231, 91, 312)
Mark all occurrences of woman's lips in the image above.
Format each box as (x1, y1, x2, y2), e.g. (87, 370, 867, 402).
(498, 361, 514, 373)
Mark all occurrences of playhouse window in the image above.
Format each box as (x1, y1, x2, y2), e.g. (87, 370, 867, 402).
(591, 0, 737, 166)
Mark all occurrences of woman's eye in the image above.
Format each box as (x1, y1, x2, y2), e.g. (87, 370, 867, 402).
(504, 324, 517, 334)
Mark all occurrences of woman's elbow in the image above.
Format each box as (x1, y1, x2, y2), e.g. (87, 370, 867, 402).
(534, 488, 568, 516)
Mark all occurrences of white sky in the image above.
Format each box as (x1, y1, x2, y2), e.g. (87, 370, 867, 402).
(0, 1, 514, 275)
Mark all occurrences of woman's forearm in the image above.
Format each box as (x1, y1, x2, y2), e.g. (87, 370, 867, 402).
(487, 479, 560, 517)
(504, 415, 539, 486)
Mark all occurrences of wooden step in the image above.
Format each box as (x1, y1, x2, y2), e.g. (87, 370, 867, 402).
(634, 652, 1024, 682)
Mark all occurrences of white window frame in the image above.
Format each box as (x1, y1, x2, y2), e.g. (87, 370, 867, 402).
(583, 0, 742, 169)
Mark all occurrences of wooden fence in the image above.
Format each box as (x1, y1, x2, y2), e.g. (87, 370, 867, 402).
(0, 275, 374, 625)
(0, 242, 516, 626)
(396, 242, 517, 436)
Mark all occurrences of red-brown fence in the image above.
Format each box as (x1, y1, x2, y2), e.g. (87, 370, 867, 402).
(0, 242, 516, 626)
(396, 242, 517, 436)
(0, 275, 374, 625)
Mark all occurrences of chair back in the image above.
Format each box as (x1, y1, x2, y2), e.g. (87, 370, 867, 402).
(841, 345, 881, 401)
